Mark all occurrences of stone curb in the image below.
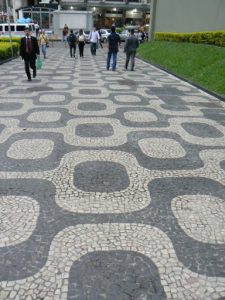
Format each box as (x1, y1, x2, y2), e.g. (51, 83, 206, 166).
(0, 56, 17, 65)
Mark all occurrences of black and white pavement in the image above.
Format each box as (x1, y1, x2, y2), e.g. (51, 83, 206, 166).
(0, 43, 225, 299)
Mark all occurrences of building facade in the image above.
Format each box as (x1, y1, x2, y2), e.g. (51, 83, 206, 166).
(1, 0, 150, 29)
(153, 0, 225, 33)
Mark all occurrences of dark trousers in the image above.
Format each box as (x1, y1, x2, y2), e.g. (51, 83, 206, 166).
(99, 40, 103, 48)
(78, 42, 84, 57)
(90, 42, 97, 55)
(24, 55, 36, 80)
(70, 45, 76, 57)
(125, 50, 136, 70)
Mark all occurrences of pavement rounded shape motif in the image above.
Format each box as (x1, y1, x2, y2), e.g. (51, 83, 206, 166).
(182, 122, 224, 138)
(7, 139, 54, 159)
(0, 196, 39, 247)
(27, 111, 61, 122)
(74, 161, 130, 192)
(75, 123, 114, 137)
(79, 88, 102, 95)
(39, 94, 65, 103)
(124, 111, 158, 122)
(172, 195, 225, 244)
(1, 45, 225, 299)
(0, 102, 23, 111)
(115, 94, 141, 103)
(138, 138, 186, 159)
(68, 251, 166, 300)
(77, 102, 107, 111)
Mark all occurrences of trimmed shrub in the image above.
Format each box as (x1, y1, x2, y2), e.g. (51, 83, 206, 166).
(0, 42, 19, 59)
(155, 31, 225, 47)
(116, 28, 123, 34)
(0, 37, 21, 45)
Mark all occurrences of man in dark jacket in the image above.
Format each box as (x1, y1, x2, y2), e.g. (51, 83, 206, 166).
(20, 27, 40, 81)
(124, 29, 139, 71)
(106, 26, 121, 71)
(67, 29, 77, 58)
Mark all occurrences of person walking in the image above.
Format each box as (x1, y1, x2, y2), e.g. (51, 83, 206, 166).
(67, 29, 77, 58)
(106, 26, 121, 71)
(34, 21, 39, 37)
(20, 26, 40, 81)
(89, 27, 100, 55)
(78, 29, 85, 58)
(124, 28, 139, 71)
(62, 24, 69, 47)
(39, 29, 48, 59)
(98, 30, 103, 49)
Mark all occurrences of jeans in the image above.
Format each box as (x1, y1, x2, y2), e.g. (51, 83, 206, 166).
(41, 44, 46, 58)
(90, 42, 97, 55)
(125, 50, 136, 70)
(69, 45, 76, 57)
(107, 51, 117, 71)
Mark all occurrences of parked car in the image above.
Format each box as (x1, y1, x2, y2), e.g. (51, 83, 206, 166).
(119, 29, 139, 42)
(99, 29, 111, 42)
(119, 30, 129, 42)
(84, 30, 90, 43)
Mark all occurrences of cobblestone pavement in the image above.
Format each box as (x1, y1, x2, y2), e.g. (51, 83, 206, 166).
(0, 43, 225, 300)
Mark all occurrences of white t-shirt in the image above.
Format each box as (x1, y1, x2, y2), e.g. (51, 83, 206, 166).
(90, 31, 100, 43)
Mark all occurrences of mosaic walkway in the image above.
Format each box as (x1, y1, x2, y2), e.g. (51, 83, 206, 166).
(0, 44, 225, 299)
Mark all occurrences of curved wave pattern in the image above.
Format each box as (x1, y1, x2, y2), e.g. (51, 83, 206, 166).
(0, 45, 225, 299)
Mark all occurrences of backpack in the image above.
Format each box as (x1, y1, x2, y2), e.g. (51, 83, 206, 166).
(68, 34, 76, 45)
(78, 35, 85, 42)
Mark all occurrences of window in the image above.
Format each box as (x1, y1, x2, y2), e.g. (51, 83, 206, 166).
(0, 26, 3, 31)
(5, 25, 15, 31)
(16, 25, 26, 31)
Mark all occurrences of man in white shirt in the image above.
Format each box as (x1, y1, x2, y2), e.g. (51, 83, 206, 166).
(89, 27, 100, 55)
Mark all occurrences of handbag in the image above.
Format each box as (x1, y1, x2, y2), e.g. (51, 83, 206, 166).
(36, 57, 42, 70)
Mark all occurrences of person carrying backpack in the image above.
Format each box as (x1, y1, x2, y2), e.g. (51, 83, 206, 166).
(78, 29, 85, 57)
(67, 29, 77, 58)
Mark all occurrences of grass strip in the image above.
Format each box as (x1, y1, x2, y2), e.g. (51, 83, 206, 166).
(137, 41, 225, 96)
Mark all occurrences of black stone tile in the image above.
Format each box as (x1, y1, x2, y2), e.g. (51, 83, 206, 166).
(68, 251, 166, 300)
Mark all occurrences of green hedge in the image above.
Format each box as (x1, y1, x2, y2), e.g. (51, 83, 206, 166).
(0, 37, 21, 45)
(116, 28, 123, 34)
(155, 31, 225, 47)
(0, 42, 20, 59)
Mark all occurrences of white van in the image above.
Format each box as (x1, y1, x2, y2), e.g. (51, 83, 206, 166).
(0, 23, 35, 37)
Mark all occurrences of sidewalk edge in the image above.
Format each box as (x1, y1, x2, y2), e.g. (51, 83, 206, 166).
(0, 57, 17, 65)
(137, 56, 225, 103)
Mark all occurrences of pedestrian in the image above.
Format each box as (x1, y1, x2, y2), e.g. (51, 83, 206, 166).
(62, 24, 69, 47)
(34, 21, 39, 38)
(106, 26, 121, 71)
(98, 30, 103, 48)
(78, 29, 85, 57)
(38, 29, 48, 59)
(140, 31, 145, 43)
(124, 28, 139, 71)
(20, 26, 40, 81)
(67, 29, 77, 58)
(89, 27, 100, 55)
